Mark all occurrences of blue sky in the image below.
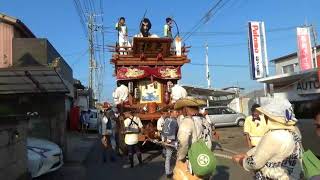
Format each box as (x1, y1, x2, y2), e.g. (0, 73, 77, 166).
(1, 0, 319, 101)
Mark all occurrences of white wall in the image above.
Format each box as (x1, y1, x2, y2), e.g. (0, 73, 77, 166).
(75, 96, 89, 111)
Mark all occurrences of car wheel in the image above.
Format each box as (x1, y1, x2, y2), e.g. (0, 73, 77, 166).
(237, 119, 245, 127)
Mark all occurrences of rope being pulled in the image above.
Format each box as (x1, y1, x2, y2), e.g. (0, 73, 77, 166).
(144, 138, 239, 160)
(214, 153, 233, 159)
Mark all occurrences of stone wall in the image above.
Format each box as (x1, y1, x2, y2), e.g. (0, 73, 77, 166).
(1, 94, 69, 158)
(0, 118, 29, 180)
(23, 94, 68, 155)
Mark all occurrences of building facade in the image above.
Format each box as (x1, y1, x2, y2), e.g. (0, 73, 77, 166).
(0, 13, 74, 178)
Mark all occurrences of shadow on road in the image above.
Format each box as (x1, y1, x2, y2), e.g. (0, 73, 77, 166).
(212, 165, 230, 180)
(143, 150, 162, 164)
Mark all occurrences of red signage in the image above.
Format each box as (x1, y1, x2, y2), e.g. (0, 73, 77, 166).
(116, 66, 181, 80)
(297, 27, 313, 71)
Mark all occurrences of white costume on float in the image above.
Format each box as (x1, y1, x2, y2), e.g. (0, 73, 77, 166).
(113, 84, 129, 105)
(170, 84, 187, 103)
(115, 22, 131, 54)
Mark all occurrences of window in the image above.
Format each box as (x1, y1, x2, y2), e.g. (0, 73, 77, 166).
(292, 100, 320, 119)
(90, 112, 97, 118)
(224, 108, 236, 114)
(282, 64, 295, 74)
(207, 108, 221, 115)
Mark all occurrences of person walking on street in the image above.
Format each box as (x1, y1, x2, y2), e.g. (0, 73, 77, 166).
(157, 112, 169, 157)
(233, 98, 304, 180)
(123, 111, 143, 168)
(101, 111, 117, 163)
(200, 108, 219, 140)
(162, 109, 179, 179)
(81, 110, 91, 134)
(80, 111, 86, 133)
(104, 103, 119, 155)
(243, 104, 268, 148)
(173, 97, 213, 180)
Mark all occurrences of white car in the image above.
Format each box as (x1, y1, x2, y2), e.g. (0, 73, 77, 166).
(27, 137, 63, 178)
(204, 106, 246, 127)
(87, 109, 99, 131)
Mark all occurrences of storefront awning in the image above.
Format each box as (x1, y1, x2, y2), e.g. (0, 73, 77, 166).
(182, 85, 236, 100)
(0, 66, 70, 94)
(257, 69, 317, 86)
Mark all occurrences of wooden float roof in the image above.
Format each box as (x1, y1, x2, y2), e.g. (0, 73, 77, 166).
(110, 37, 190, 66)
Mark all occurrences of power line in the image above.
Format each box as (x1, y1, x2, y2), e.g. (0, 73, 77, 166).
(63, 48, 88, 57)
(73, 0, 88, 37)
(189, 63, 249, 68)
(189, 63, 275, 68)
(82, 0, 90, 13)
(184, 0, 233, 41)
(191, 34, 294, 48)
(182, 0, 224, 40)
(70, 49, 89, 67)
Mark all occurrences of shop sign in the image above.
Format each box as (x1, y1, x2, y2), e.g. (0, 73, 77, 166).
(248, 21, 264, 79)
(296, 78, 320, 94)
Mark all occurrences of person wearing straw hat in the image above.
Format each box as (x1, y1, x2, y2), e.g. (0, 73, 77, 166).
(173, 97, 213, 180)
(232, 98, 304, 180)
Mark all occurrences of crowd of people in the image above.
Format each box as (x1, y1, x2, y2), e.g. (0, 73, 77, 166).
(87, 15, 320, 180)
(99, 97, 218, 179)
(236, 99, 320, 180)
(97, 96, 320, 180)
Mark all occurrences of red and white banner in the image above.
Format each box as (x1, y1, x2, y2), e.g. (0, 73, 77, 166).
(116, 66, 181, 80)
(297, 27, 313, 71)
(248, 21, 264, 79)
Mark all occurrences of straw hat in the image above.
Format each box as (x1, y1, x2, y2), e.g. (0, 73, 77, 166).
(102, 102, 111, 110)
(174, 97, 206, 110)
(256, 98, 297, 125)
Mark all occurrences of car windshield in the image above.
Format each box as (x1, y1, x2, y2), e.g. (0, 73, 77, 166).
(90, 112, 97, 118)
(224, 108, 236, 114)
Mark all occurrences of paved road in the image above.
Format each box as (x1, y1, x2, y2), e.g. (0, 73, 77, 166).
(85, 126, 252, 180)
(37, 127, 253, 180)
(30, 124, 320, 180)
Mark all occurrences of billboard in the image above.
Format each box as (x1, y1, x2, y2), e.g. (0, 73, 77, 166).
(248, 21, 264, 79)
(297, 27, 313, 71)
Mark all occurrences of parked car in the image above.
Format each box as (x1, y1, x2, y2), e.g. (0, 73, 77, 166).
(87, 109, 99, 131)
(203, 106, 246, 127)
(27, 137, 63, 178)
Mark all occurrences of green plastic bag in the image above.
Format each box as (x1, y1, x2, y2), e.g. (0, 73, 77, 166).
(302, 150, 320, 179)
(188, 139, 217, 177)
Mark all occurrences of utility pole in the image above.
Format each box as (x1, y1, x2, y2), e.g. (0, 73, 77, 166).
(261, 22, 270, 96)
(88, 14, 95, 107)
(205, 42, 211, 88)
(311, 24, 318, 67)
(205, 42, 211, 107)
